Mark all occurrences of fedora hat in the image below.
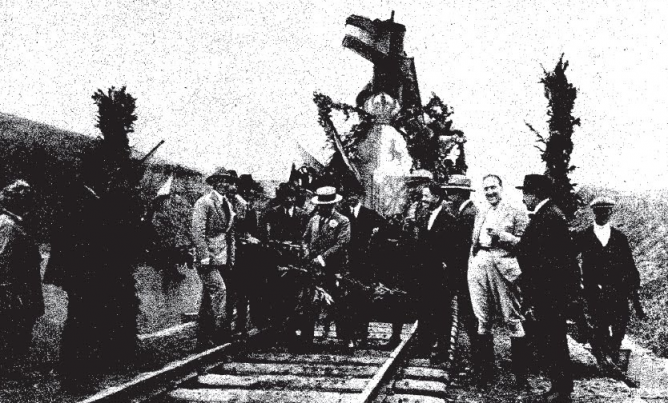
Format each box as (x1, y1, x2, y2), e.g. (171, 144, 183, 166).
(590, 196, 615, 209)
(206, 167, 238, 185)
(441, 174, 475, 191)
(516, 174, 552, 193)
(311, 186, 343, 205)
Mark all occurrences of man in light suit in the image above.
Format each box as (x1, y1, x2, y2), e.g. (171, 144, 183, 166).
(468, 174, 529, 388)
(516, 174, 580, 402)
(191, 167, 238, 349)
(300, 186, 351, 347)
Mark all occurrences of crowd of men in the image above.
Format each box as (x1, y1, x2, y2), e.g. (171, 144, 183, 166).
(188, 168, 643, 402)
(0, 168, 644, 402)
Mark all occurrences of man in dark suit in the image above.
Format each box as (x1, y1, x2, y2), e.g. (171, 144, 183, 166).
(261, 183, 306, 330)
(441, 175, 479, 366)
(414, 182, 458, 360)
(574, 197, 642, 370)
(516, 174, 580, 402)
(340, 188, 385, 347)
(300, 186, 351, 347)
(263, 183, 306, 244)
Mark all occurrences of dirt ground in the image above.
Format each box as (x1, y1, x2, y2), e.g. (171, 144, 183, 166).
(2, 255, 668, 402)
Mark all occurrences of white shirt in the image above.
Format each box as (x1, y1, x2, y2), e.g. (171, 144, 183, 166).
(352, 202, 361, 219)
(285, 206, 294, 217)
(479, 204, 501, 247)
(427, 204, 443, 231)
(458, 199, 473, 214)
(531, 198, 551, 215)
(593, 222, 611, 247)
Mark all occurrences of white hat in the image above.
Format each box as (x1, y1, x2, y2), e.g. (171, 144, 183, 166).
(590, 196, 615, 209)
(311, 186, 343, 205)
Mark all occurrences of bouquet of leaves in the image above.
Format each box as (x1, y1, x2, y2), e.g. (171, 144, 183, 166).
(277, 263, 336, 313)
(372, 282, 408, 304)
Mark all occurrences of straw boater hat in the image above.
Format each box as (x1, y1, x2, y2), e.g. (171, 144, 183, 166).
(311, 186, 343, 205)
(590, 196, 615, 209)
(206, 167, 238, 185)
(441, 174, 475, 191)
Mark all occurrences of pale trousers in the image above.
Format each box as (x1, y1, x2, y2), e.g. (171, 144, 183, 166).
(468, 250, 524, 337)
(196, 264, 227, 347)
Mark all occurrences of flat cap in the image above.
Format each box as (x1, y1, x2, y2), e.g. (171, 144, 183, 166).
(590, 196, 616, 208)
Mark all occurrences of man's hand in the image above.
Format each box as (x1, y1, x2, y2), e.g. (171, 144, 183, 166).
(312, 255, 326, 267)
(245, 236, 261, 245)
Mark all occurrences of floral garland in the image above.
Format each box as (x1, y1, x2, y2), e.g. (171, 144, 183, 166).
(313, 92, 467, 182)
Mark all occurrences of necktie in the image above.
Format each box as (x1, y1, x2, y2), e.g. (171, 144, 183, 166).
(319, 216, 327, 233)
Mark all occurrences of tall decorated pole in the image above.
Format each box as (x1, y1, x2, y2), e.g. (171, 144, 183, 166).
(526, 54, 582, 219)
(314, 12, 467, 217)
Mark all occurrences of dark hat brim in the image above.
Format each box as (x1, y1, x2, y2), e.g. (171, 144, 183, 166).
(206, 174, 238, 185)
(591, 203, 615, 209)
(441, 185, 475, 191)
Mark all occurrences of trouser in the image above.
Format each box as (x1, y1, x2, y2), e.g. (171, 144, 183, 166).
(296, 274, 341, 344)
(457, 278, 478, 342)
(0, 316, 34, 372)
(468, 251, 524, 337)
(339, 274, 370, 344)
(221, 266, 249, 333)
(196, 264, 227, 348)
(530, 304, 573, 393)
(587, 294, 631, 360)
(415, 278, 452, 354)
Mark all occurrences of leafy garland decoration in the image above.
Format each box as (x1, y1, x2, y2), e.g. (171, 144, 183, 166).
(314, 92, 467, 183)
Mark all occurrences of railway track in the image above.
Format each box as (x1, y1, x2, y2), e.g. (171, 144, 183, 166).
(77, 318, 459, 403)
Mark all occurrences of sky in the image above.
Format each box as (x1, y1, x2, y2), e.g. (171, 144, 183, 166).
(0, 0, 666, 195)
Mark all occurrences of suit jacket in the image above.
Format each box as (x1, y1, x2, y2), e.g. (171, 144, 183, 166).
(574, 225, 639, 297)
(302, 210, 351, 272)
(343, 205, 384, 280)
(262, 205, 306, 243)
(450, 200, 478, 285)
(191, 191, 236, 266)
(471, 201, 528, 283)
(416, 203, 458, 288)
(516, 200, 580, 311)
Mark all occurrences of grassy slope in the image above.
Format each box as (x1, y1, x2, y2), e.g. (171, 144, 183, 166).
(572, 186, 668, 357)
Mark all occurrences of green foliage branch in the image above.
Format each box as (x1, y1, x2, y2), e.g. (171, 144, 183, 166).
(92, 86, 138, 156)
(526, 54, 582, 219)
(313, 92, 466, 183)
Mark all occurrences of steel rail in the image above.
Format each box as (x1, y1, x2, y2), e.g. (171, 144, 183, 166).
(356, 320, 418, 403)
(76, 328, 263, 403)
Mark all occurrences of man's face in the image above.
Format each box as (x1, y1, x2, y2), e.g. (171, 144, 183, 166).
(212, 180, 236, 196)
(343, 194, 362, 209)
(282, 195, 296, 208)
(421, 187, 440, 209)
(483, 177, 502, 206)
(522, 191, 539, 211)
(317, 203, 335, 216)
(446, 189, 469, 205)
(593, 207, 613, 225)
